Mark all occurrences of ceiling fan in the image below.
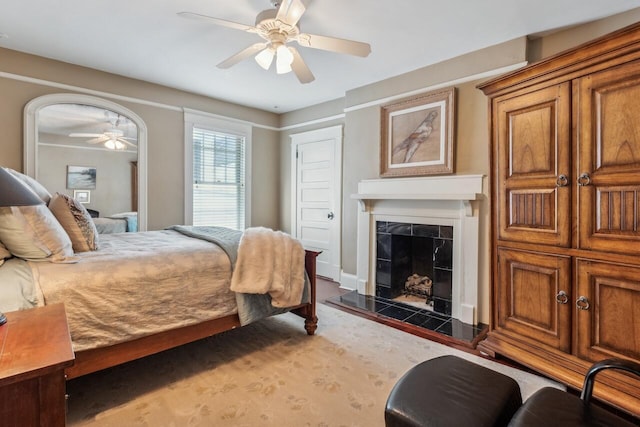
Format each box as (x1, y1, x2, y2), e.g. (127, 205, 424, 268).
(178, 0, 371, 83)
(69, 115, 137, 150)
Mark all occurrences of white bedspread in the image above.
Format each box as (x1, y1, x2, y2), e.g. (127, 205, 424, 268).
(30, 230, 237, 351)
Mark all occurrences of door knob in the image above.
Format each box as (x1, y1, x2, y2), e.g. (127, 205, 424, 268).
(576, 296, 590, 310)
(556, 290, 569, 304)
(556, 174, 569, 187)
(327, 212, 334, 220)
(577, 172, 591, 186)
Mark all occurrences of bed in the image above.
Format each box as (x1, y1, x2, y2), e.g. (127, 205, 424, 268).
(0, 168, 318, 379)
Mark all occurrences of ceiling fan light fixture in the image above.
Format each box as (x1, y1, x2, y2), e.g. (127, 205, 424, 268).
(276, 44, 293, 74)
(104, 139, 116, 150)
(180, 0, 371, 83)
(255, 47, 275, 70)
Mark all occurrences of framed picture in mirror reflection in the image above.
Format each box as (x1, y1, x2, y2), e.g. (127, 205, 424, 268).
(67, 165, 96, 189)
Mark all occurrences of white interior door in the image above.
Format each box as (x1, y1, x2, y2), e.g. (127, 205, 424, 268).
(291, 126, 342, 281)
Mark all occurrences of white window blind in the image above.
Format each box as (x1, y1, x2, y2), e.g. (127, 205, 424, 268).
(192, 127, 245, 230)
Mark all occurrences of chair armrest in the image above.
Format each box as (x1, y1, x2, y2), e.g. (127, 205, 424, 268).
(580, 358, 640, 404)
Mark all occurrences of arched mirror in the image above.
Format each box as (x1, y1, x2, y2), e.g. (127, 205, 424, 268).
(24, 94, 147, 231)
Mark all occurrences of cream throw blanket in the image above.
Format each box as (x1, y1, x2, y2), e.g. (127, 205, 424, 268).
(230, 227, 305, 308)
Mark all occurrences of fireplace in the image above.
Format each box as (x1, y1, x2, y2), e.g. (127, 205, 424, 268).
(376, 221, 453, 315)
(353, 174, 483, 325)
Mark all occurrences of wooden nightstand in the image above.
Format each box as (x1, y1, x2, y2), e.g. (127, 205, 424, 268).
(0, 304, 74, 427)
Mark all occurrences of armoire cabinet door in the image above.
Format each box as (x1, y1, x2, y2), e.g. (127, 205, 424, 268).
(576, 60, 640, 254)
(497, 248, 572, 352)
(575, 259, 640, 362)
(495, 83, 571, 247)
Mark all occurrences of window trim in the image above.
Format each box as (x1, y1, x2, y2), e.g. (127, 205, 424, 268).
(184, 109, 252, 228)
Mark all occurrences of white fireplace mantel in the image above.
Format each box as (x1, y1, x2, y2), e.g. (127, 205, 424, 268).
(352, 174, 483, 216)
(352, 174, 483, 325)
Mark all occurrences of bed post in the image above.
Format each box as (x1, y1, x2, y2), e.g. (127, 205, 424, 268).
(294, 250, 320, 335)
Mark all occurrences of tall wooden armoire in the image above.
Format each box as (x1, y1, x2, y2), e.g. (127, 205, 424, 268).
(478, 22, 640, 416)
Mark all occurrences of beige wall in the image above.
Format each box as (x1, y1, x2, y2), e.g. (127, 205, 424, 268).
(0, 47, 280, 230)
(252, 126, 281, 230)
(528, 8, 640, 60)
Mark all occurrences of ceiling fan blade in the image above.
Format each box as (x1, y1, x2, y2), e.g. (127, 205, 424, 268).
(87, 137, 108, 144)
(289, 48, 315, 84)
(275, 0, 306, 27)
(69, 133, 102, 138)
(217, 42, 268, 69)
(177, 12, 257, 33)
(296, 33, 371, 57)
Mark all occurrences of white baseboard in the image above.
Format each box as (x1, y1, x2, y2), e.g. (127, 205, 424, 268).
(338, 271, 357, 291)
(460, 304, 476, 325)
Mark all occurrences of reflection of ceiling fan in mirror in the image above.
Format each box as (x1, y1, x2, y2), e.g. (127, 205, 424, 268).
(69, 114, 137, 150)
(178, 0, 371, 83)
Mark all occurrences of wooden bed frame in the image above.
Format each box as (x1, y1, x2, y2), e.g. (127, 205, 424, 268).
(65, 250, 320, 379)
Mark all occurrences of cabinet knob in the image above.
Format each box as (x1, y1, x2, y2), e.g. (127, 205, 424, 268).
(576, 296, 591, 310)
(577, 172, 591, 186)
(556, 174, 569, 187)
(556, 290, 569, 304)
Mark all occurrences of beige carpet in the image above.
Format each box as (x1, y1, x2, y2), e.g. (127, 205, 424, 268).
(66, 304, 563, 426)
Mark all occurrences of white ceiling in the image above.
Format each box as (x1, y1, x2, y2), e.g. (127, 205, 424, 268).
(1, 1, 638, 113)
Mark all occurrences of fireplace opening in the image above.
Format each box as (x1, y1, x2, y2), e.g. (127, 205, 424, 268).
(376, 221, 453, 315)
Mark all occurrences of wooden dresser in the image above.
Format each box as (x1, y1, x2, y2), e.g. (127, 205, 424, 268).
(0, 304, 74, 426)
(478, 22, 640, 416)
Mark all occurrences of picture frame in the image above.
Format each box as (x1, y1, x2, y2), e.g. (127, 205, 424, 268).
(380, 87, 456, 177)
(67, 165, 97, 189)
(73, 190, 91, 204)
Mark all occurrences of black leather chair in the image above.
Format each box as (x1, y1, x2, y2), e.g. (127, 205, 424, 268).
(508, 358, 640, 427)
(385, 355, 522, 427)
(385, 356, 640, 427)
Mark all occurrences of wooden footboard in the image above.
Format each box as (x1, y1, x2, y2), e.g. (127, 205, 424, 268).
(65, 250, 320, 379)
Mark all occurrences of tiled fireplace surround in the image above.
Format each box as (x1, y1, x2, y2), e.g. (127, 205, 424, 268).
(375, 221, 454, 315)
(352, 175, 483, 325)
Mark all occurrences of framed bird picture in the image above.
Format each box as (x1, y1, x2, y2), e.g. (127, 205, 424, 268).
(380, 87, 456, 177)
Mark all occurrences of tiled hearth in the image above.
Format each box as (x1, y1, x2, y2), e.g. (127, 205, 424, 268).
(326, 291, 488, 348)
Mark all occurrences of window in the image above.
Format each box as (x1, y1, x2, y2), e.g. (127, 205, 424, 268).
(184, 111, 251, 230)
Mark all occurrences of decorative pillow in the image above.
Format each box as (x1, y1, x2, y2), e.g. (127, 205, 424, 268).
(48, 193, 99, 252)
(4, 168, 52, 205)
(0, 241, 11, 267)
(0, 205, 76, 263)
